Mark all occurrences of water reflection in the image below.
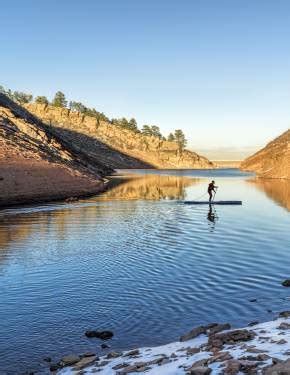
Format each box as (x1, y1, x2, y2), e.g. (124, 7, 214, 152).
(0, 175, 199, 253)
(249, 178, 290, 211)
(207, 204, 219, 232)
(0, 171, 289, 373)
(101, 174, 199, 201)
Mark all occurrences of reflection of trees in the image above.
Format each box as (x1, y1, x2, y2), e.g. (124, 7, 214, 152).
(100, 175, 199, 201)
(249, 178, 290, 211)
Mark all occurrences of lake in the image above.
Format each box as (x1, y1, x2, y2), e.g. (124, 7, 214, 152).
(0, 169, 289, 373)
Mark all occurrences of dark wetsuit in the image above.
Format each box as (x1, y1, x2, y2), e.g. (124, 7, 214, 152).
(208, 183, 216, 202)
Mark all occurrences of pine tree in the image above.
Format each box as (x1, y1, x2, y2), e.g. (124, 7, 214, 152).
(52, 91, 67, 107)
(35, 96, 49, 105)
(13, 91, 33, 104)
(174, 129, 187, 150)
(142, 125, 152, 136)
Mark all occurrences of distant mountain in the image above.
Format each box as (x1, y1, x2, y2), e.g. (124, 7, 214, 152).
(24, 103, 214, 169)
(240, 130, 290, 179)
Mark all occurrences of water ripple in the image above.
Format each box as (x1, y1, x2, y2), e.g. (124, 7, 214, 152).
(0, 172, 289, 373)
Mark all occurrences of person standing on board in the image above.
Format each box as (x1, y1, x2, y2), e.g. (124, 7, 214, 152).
(208, 180, 218, 202)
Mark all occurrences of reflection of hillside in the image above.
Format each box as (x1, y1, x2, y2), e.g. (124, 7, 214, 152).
(0, 175, 197, 253)
(250, 178, 290, 211)
(100, 175, 199, 200)
(0, 219, 33, 264)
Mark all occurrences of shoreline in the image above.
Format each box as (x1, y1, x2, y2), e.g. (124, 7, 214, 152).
(0, 160, 108, 209)
(54, 313, 290, 374)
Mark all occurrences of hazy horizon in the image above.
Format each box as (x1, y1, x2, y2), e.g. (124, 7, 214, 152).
(2, 0, 290, 159)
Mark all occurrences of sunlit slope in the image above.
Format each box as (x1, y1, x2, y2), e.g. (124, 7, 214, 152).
(240, 129, 290, 179)
(25, 103, 214, 169)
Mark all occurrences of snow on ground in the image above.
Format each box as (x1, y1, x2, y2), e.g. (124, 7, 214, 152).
(58, 316, 290, 374)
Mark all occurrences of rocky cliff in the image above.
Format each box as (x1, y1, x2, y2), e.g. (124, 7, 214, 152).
(0, 94, 111, 206)
(24, 103, 214, 169)
(240, 130, 290, 179)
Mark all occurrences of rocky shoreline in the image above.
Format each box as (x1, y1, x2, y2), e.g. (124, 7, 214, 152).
(53, 313, 290, 375)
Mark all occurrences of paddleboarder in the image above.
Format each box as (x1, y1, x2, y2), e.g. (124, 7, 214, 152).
(208, 180, 218, 202)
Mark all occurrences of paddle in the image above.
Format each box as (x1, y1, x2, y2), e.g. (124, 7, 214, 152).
(213, 188, 217, 202)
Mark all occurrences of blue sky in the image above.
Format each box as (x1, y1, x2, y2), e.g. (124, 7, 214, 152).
(1, 0, 290, 159)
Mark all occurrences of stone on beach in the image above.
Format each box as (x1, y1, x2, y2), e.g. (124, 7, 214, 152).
(107, 351, 122, 359)
(188, 366, 212, 374)
(180, 325, 208, 341)
(180, 323, 230, 342)
(208, 329, 256, 350)
(263, 358, 290, 374)
(73, 355, 97, 370)
(60, 354, 80, 366)
(124, 349, 140, 357)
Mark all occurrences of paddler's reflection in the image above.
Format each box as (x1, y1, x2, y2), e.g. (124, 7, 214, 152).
(207, 204, 218, 229)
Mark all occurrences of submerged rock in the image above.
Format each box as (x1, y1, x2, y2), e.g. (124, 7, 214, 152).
(248, 321, 259, 327)
(279, 311, 290, 318)
(282, 279, 290, 287)
(85, 330, 114, 340)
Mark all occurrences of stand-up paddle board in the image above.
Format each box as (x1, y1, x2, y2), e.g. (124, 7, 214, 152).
(183, 201, 242, 205)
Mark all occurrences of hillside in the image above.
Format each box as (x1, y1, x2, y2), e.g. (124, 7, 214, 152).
(0, 94, 112, 206)
(240, 129, 290, 179)
(24, 103, 214, 169)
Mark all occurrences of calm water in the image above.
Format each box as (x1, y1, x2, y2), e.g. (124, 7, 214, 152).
(0, 169, 290, 373)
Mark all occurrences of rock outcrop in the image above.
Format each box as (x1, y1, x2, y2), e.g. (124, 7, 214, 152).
(240, 130, 290, 179)
(0, 94, 111, 206)
(24, 103, 214, 169)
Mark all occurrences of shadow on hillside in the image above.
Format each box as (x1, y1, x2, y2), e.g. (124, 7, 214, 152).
(0, 93, 154, 175)
(50, 127, 154, 170)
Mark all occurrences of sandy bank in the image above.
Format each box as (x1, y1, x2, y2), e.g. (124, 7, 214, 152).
(56, 314, 290, 374)
(0, 159, 105, 207)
